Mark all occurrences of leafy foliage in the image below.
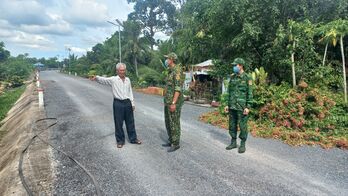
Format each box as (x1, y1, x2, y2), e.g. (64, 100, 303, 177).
(138, 66, 164, 87)
(0, 86, 26, 122)
(127, 0, 177, 49)
(0, 49, 32, 86)
(0, 42, 10, 63)
(2, 0, 347, 148)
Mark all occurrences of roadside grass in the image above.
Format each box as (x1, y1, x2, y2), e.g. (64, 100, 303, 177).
(199, 110, 348, 149)
(0, 86, 26, 140)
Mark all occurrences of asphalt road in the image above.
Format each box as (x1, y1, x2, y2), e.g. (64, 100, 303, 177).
(40, 71, 348, 196)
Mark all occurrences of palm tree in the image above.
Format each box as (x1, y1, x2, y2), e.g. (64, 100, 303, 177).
(336, 19, 348, 103)
(318, 25, 337, 66)
(288, 20, 297, 88)
(320, 19, 348, 102)
(122, 20, 149, 77)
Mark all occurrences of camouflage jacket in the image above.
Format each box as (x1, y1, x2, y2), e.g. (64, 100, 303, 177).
(228, 72, 253, 111)
(164, 64, 184, 105)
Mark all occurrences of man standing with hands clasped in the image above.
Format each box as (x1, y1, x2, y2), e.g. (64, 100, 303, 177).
(162, 53, 184, 152)
(224, 58, 253, 153)
(91, 63, 141, 148)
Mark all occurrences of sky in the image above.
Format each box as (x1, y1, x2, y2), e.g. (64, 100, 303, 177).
(0, 0, 142, 60)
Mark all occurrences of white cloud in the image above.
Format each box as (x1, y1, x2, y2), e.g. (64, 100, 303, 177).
(0, 28, 13, 38)
(82, 36, 102, 45)
(0, 2, 72, 36)
(63, 44, 89, 55)
(70, 47, 88, 53)
(13, 33, 52, 46)
(20, 14, 73, 36)
(64, 0, 110, 26)
(0, 31, 56, 51)
(0, 0, 133, 58)
(0, 0, 52, 26)
(22, 44, 51, 50)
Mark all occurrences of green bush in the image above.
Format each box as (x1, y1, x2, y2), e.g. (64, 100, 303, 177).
(127, 72, 139, 87)
(138, 66, 164, 87)
(308, 64, 343, 91)
(147, 51, 165, 72)
(257, 85, 347, 135)
(0, 57, 32, 82)
(0, 86, 25, 122)
(88, 70, 97, 77)
(89, 64, 104, 75)
(8, 76, 24, 88)
(252, 82, 291, 116)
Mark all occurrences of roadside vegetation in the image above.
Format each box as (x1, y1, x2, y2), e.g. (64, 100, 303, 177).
(201, 79, 348, 149)
(1, 0, 347, 148)
(58, 0, 347, 149)
(0, 86, 26, 139)
(0, 41, 33, 139)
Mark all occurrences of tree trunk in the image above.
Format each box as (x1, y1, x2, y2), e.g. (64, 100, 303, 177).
(291, 41, 296, 87)
(150, 26, 155, 50)
(134, 55, 138, 78)
(322, 42, 328, 66)
(340, 35, 347, 103)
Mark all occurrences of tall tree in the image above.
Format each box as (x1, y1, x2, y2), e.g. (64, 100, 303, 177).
(87, 43, 104, 64)
(45, 57, 59, 68)
(127, 0, 177, 50)
(318, 19, 348, 102)
(122, 20, 149, 77)
(0, 42, 10, 62)
(171, 0, 345, 83)
(335, 19, 348, 102)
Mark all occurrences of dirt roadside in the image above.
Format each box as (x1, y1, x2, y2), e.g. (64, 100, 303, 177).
(0, 83, 54, 195)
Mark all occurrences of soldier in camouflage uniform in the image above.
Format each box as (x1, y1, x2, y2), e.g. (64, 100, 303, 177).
(224, 58, 253, 153)
(162, 52, 184, 152)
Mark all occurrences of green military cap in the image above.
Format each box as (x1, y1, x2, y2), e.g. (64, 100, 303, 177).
(164, 52, 178, 60)
(231, 58, 245, 66)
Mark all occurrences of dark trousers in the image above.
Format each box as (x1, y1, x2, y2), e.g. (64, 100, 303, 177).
(113, 98, 137, 144)
(164, 103, 182, 146)
(229, 109, 249, 142)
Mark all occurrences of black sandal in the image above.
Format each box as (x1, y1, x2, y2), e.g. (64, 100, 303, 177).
(131, 139, 142, 144)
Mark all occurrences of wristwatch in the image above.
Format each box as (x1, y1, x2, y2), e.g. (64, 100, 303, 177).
(172, 101, 176, 105)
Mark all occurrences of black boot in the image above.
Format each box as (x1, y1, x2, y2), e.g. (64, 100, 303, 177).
(226, 139, 237, 150)
(162, 143, 171, 147)
(238, 141, 246, 153)
(167, 145, 180, 152)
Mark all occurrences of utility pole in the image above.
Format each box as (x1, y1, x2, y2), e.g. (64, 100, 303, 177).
(68, 47, 71, 74)
(65, 46, 71, 74)
(107, 20, 122, 63)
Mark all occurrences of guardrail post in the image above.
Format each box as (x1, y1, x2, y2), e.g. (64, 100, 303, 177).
(38, 88, 44, 108)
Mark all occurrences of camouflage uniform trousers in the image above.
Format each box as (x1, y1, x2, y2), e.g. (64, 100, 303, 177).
(164, 103, 183, 146)
(229, 109, 249, 142)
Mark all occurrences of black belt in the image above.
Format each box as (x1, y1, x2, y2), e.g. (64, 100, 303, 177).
(114, 98, 130, 103)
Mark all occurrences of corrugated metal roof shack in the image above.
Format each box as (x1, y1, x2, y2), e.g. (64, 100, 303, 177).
(185, 60, 221, 104)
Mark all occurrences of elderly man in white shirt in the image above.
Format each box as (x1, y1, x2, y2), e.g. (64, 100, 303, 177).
(91, 63, 141, 148)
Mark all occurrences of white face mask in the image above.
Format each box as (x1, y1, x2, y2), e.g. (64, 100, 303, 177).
(165, 59, 170, 68)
